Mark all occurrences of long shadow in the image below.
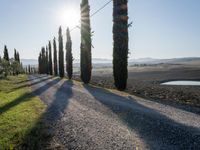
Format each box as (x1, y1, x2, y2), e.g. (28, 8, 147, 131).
(31, 78, 62, 96)
(18, 80, 74, 149)
(0, 93, 32, 114)
(0, 77, 61, 115)
(8, 76, 54, 93)
(15, 75, 47, 84)
(141, 95, 200, 115)
(43, 80, 73, 122)
(84, 85, 200, 150)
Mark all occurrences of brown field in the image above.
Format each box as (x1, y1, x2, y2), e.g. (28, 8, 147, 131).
(75, 63, 200, 110)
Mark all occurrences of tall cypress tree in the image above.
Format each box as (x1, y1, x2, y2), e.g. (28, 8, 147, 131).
(48, 41, 53, 75)
(17, 52, 20, 63)
(38, 52, 42, 74)
(66, 27, 73, 79)
(13, 49, 20, 75)
(46, 46, 49, 75)
(80, 0, 92, 84)
(3, 45, 9, 62)
(14, 49, 20, 63)
(41, 47, 46, 74)
(53, 37, 58, 76)
(113, 0, 129, 90)
(58, 26, 64, 77)
(14, 49, 17, 61)
(28, 65, 31, 74)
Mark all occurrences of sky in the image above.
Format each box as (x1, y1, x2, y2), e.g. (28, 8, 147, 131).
(0, 0, 200, 60)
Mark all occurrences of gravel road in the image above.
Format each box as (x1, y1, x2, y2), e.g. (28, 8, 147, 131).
(28, 75, 200, 150)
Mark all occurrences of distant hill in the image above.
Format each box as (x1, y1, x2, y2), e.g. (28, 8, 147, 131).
(74, 58, 112, 64)
(21, 58, 112, 66)
(129, 57, 200, 65)
(21, 57, 200, 67)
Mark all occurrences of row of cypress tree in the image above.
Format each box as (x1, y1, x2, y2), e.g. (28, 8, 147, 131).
(38, 0, 129, 90)
(24, 65, 37, 74)
(38, 0, 92, 83)
(38, 27, 73, 80)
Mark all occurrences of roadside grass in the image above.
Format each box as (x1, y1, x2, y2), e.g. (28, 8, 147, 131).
(0, 75, 46, 149)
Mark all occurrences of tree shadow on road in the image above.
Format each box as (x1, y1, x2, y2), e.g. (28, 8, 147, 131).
(18, 79, 74, 150)
(15, 75, 47, 84)
(8, 76, 54, 93)
(83, 84, 200, 150)
(0, 77, 60, 115)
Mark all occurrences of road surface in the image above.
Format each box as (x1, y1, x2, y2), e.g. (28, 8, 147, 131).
(28, 75, 200, 150)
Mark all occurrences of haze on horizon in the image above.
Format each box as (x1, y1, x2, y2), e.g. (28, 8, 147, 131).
(0, 0, 200, 60)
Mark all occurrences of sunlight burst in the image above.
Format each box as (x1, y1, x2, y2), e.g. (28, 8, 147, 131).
(58, 7, 80, 28)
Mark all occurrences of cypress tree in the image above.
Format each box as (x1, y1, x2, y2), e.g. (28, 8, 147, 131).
(48, 41, 53, 75)
(13, 49, 20, 75)
(80, 0, 92, 84)
(41, 47, 46, 74)
(38, 52, 42, 74)
(28, 65, 31, 74)
(53, 37, 58, 76)
(113, 0, 129, 90)
(14, 50, 20, 74)
(17, 52, 20, 63)
(3, 46, 10, 76)
(3, 45, 9, 62)
(46, 46, 49, 75)
(66, 27, 73, 79)
(38, 54, 40, 74)
(17, 52, 20, 75)
(14, 49, 17, 61)
(58, 27, 64, 77)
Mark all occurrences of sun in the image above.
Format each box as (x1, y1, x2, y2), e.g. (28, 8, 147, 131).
(58, 7, 80, 29)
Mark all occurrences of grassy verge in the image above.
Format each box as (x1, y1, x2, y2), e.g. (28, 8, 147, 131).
(0, 75, 46, 149)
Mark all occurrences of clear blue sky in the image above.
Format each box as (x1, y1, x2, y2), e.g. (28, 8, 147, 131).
(0, 0, 200, 60)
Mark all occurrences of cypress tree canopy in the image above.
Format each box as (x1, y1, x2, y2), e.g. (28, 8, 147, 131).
(80, 0, 92, 84)
(53, 37, 58, 76)
(113, 0, 129, 90)
(66, 27, 73, 79)
(16, 53, 18, 62)
(41, 47, 46, 74)
(58, 26, 64, 77)
(49, 41, 53, 75)
(3, 45, 9, 62)
(46, 46, 49, 75)
(14, 49, 17, 61)
(38, 52, 42, 74)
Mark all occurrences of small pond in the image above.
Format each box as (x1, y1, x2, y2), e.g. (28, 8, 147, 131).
(161, 81, 200, 86)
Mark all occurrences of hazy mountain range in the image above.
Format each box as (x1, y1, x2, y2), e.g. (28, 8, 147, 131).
(21, 57, 200, 67)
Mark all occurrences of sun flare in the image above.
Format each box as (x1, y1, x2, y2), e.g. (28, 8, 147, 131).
(58, 7, 80, 28)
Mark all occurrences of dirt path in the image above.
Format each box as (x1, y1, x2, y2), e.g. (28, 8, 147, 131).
(28, 75, 200, 150)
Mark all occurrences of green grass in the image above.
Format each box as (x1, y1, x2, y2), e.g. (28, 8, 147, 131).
(0, 75, 46, 149)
